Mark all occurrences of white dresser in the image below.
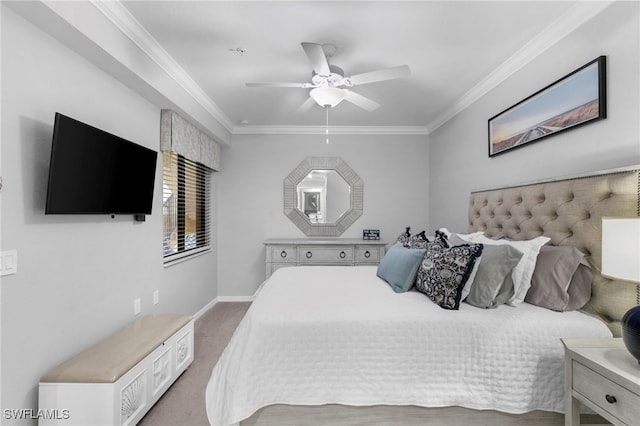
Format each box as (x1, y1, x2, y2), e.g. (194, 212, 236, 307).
(264, 239, 387, 278)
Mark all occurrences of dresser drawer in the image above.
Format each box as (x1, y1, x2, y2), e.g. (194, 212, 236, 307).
(355, 246, 383, 263)
(573, 361, 640, 425)
(298, 246, 354, 264)
(269, 246, 297, 263)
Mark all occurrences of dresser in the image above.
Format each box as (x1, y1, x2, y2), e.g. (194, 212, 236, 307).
(264, 239, 387, 278)
(562, 338, 640, 426)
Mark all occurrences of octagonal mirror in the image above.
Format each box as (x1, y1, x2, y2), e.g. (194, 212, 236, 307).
(284, 157, 363, 236)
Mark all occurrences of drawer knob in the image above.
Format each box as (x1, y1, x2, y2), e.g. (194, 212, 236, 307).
(280, 250, 287, 258)
(364, 250, 371, 258)
(339, 251, 346, 259)
(605, 394, 617, 404)
(306, 251, 312, 259)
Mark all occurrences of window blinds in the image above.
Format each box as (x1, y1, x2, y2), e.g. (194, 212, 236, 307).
(160, 109, 218, 262)
(162, 152, 211, 260)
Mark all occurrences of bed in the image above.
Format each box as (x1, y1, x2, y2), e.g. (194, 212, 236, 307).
(206, 166, 640, 426)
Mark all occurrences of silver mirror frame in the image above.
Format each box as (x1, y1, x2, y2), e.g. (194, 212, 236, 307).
(284, 157, 363, 237)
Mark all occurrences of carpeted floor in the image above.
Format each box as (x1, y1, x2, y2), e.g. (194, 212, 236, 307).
(138, 302, 251, 426)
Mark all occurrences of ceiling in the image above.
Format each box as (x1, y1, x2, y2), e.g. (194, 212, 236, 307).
(115, 1, 603, 134)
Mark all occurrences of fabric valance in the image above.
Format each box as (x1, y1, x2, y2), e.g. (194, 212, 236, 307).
(160, 109, 220, 171)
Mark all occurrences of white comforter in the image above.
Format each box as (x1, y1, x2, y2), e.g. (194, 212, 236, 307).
(206, 266, 612, 426)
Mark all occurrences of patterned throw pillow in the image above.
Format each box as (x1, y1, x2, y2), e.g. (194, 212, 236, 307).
(407, 230, 430, 249)
(396, 226, 412, 247)
(415, 243, 483, 310)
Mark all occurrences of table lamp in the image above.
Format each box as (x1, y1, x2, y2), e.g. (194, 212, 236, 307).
(602, 217, 640, 364)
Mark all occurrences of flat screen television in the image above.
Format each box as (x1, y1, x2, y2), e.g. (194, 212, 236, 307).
(45, 113, 158, 216)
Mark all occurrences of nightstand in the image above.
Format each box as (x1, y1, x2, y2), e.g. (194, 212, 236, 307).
(562, 338, 640, 426)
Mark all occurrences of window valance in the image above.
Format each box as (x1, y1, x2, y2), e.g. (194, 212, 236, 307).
(160, 109, 220, 171)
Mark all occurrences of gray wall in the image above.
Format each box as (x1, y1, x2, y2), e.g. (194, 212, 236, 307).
(0, 8, 217, 420)
(217, 133, 429, 296)
(2, 0, 639, 421)
(429, 1, 640, 233)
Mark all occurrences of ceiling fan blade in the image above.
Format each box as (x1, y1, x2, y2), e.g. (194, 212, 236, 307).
(246, 82, 313, 88)
(346, 65, 411, 86)
(297, 97, 316, 113)
(301, 42, 331, 76)
(343, 90, 380, 112)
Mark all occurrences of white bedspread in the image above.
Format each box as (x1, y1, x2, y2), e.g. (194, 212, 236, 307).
(206, 266, 612, 426)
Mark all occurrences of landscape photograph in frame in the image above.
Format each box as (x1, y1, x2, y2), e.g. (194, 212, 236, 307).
(488, 56, 606, 157)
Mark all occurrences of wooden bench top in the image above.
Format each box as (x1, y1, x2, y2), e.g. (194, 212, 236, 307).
(40, 314, 192, 383)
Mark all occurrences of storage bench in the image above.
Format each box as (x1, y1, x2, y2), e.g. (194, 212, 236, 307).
(39, 314, 194, 426)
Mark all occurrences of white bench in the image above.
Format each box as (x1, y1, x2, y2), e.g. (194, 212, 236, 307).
(39, 314, 194, 426)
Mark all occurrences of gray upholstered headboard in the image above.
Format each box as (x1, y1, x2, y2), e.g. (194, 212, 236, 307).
(468, 166, 640, 337)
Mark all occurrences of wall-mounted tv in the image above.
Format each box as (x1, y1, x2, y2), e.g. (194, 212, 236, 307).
(45, 113, 158, 216)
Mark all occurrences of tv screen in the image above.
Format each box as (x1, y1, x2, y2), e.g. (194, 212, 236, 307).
(45, 113, 158, 216)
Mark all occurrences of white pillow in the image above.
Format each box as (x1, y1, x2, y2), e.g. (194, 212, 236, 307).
(456, 233, 550, 305)
(460, 255, 482, 301)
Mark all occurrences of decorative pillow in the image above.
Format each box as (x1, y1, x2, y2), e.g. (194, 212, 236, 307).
(566, 262, 593, 311)
(441, 232, 523, 307)
(524, 245, 593, 311)
(465, 245, 523, 309)
(436, 231, 480, 300)
(414, 243, 483, 310)
(376, 243, 427, 293)
(407, 230, 430, 249)
(396, 226, 412, 248)
(458, 233, 550, 305)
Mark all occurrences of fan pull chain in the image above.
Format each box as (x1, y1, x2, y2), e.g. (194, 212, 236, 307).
(325, 106, 330, 144)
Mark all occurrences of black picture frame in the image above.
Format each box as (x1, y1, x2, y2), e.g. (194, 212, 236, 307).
(488, 56, 606, 157)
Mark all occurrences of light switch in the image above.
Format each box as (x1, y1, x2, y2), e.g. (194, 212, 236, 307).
(0, 250, 18, 276)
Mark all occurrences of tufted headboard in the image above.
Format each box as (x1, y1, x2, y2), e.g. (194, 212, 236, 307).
(468, 166, 640, 337)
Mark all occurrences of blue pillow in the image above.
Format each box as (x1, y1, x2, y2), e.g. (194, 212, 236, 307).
(376, 243, 427, 293)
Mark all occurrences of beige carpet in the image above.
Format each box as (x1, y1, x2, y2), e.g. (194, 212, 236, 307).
(139, 302, 251, 426)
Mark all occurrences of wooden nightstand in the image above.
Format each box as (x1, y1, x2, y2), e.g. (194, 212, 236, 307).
(562, 338, 640, 426)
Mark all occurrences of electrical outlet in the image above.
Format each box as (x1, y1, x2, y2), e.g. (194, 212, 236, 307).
(134, 298, 141, 315)
(153, 290, 159, 305)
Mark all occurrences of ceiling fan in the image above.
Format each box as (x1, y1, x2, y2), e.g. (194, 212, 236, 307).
(246, 42, 411, 112)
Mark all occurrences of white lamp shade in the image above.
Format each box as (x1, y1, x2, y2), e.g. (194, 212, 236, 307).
(602, 217, 640, 283)
(310, 87, 346, 107)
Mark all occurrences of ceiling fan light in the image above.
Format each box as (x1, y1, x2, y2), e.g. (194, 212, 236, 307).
(310, 87, 346, 107)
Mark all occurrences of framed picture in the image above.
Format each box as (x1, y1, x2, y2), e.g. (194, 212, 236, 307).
(488, 56, 606, 157)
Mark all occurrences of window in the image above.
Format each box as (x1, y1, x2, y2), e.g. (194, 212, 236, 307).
(162, 151, 211, 261)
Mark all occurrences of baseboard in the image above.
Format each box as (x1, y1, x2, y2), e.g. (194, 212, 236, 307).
(192, 295, 255, 321)
(193, 297, 219, 321)
(218, 295, 255, 302)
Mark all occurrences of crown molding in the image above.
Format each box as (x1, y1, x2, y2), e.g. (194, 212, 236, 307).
(426, 0, 615, 134)
(90, 0, 613, 138)
(89, 0, 235, 132)
(233, 125, 430, 136)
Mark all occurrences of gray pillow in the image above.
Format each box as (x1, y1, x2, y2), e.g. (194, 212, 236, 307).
(566, 262, 593, 311)
(465, 245, 523, 309)
(524, 245, 592, 311)
(445, 234, 523, 308)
